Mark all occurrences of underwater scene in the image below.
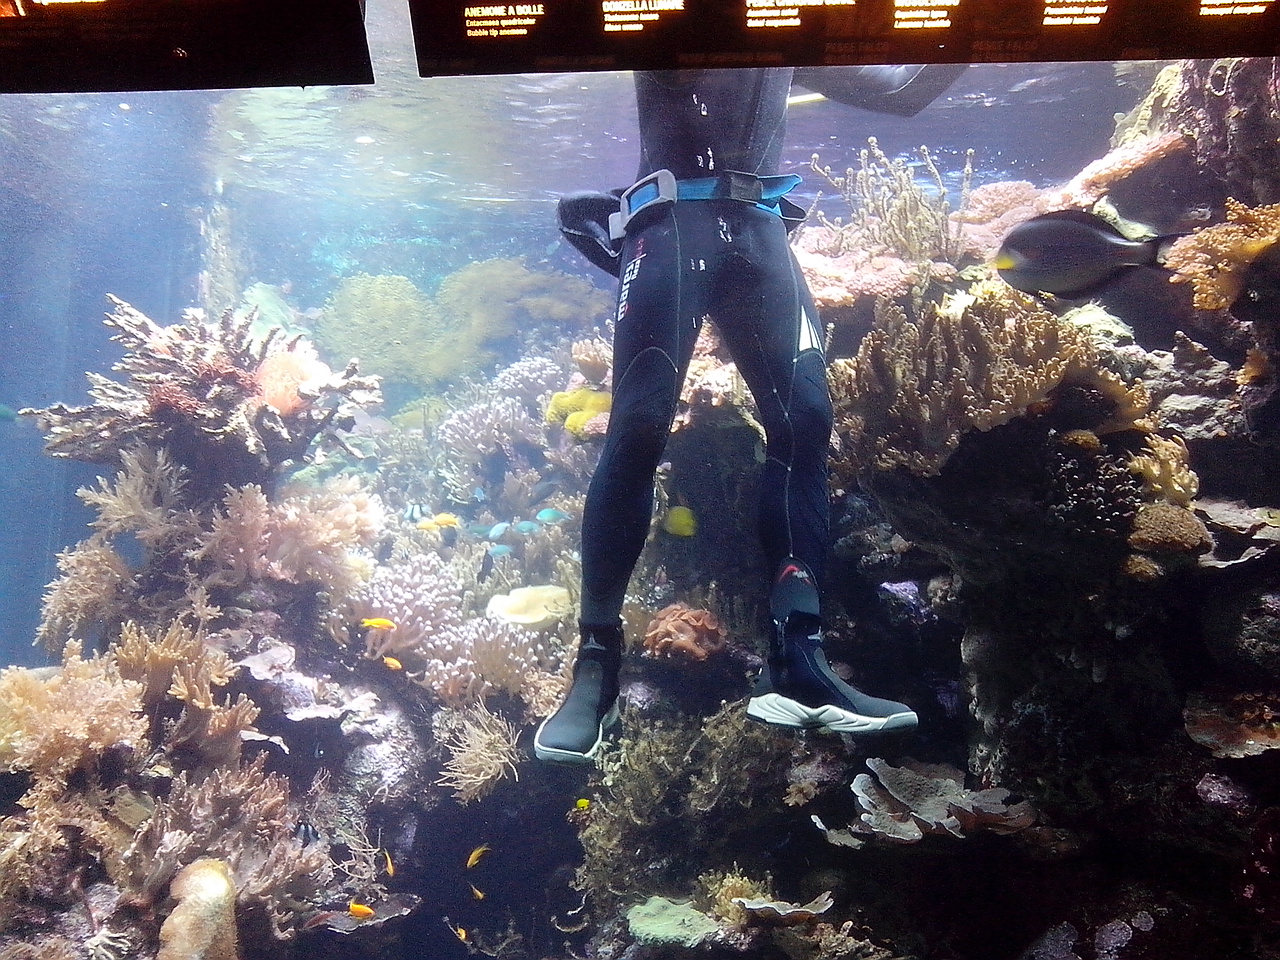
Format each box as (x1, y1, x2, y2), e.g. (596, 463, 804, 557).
(4, 1, 1280, 957)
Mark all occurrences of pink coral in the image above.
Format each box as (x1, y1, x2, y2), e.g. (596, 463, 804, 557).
(642, 603, 729, 661)
(794, 238, 955, 307)
(1039, 132, 1189, 211)
(950, 180, 1042, 260)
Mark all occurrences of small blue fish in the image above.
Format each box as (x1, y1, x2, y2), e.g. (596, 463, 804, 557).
(487, 522, 511, 540)
(514, 520, 540, 535)
(473, 486, 488, 502)
(536, 508, 570, 524)
(487, 544, 513, 558)
(468, 524, 491, 537)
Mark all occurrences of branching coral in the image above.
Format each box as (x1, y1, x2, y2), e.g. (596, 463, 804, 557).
(193, 476, 384, 600)
(830, 282, 1150, 478)
(844, 757, 1037, 843)
(352, 553, 568, 709)
(642, 603, 729, 661)
(0, 642, 147, 789)
(35, 537, 133, 650)
(1165, 198, 1280, 310)
(121, 754, 333, 937)
(21, 296, 381, 497)
(809, 140, 972, 262)
(434, 701, 521, 804)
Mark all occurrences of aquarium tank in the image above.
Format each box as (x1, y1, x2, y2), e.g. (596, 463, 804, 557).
(1, 0, 1280, 955)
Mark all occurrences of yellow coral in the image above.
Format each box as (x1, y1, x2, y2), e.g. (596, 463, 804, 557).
(0, 641, 147, 786)
(1127, 434, 1200, 507)
(545, 388, 611, 426)
(157, 859, 240, 960)
(831, 281, 1150, 478)
(315, 273, 443, 388)
(1166, 198, 1280, 310)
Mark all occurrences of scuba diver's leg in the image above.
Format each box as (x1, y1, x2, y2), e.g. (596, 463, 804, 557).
(536, 213, 706, 763)
(715, 212, 917, 734)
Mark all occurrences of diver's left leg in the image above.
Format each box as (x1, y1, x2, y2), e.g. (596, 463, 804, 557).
(716, 212, 917, 734)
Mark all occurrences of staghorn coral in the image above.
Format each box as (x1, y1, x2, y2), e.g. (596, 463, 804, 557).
(1165, 198, 1280, 310)
(830, 282, 1150, 478)
(434, 701, 521, 804)
(1038, 132, 1189, 211)
(491, 355, 566, 408)
(121, 754, 333, 937)
(21, 296, 380, 498)
(642, 602, 729, 661)
(844, 757, 1037, 843)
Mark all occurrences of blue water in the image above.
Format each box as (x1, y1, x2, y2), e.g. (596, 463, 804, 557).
(0, 0, 1140, 660)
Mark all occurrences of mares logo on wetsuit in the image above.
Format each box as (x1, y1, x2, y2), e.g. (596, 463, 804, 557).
(616, 250, 646, 324)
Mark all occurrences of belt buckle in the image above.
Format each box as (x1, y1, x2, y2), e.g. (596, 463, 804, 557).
(609, 169, 678, 241)
(724, 170, 763, 204)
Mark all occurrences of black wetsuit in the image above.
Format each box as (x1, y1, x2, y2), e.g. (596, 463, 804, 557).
(578, 69, 829, 626)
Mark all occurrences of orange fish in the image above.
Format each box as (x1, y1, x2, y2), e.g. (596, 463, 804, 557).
(348, 901, 375, 921)
(382, 849, 395, 877)
(469, 883, 485, 901)
(382, 656, 403, 671)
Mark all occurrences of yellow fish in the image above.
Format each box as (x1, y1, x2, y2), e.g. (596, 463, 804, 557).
(469, 882, 485, 901)
(348, 901, 375, 921)
(382, 656, 403, 671)
(662, 505, 697, 537)
(466, 843, 491, 869)
(382, 849, 395, 877)
(418, 512, 462, 531)
(575, 798, 591, 810)
(361, 617, 396, 631)
(445, 920, 469, 943)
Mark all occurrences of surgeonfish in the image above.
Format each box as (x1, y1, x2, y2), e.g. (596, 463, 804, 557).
(466, 843, 491, 869)
(995, 210, 1179, 298)
(662, 505, 698, 537)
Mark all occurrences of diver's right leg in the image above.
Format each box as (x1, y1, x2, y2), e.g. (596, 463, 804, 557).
(536, 218, 699, 764)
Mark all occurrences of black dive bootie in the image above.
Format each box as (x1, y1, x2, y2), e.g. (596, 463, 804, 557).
(534, 623, 623, 764)
(747, 560, 918, 735)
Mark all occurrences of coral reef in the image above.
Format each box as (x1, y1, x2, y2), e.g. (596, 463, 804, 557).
(641, 602, 729, 661)
(156, 859, 239, 960)
(845, 758, 1036, 843)
(316, 260, 610, 397)
(830, 282, 1149, 478)
(22, 297, 380, 499)
(1165, 198, 1280, 310)
(434, 702, 521, 803)
(352, 552, 568, 710)
(1038, 131, 1188, 211)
